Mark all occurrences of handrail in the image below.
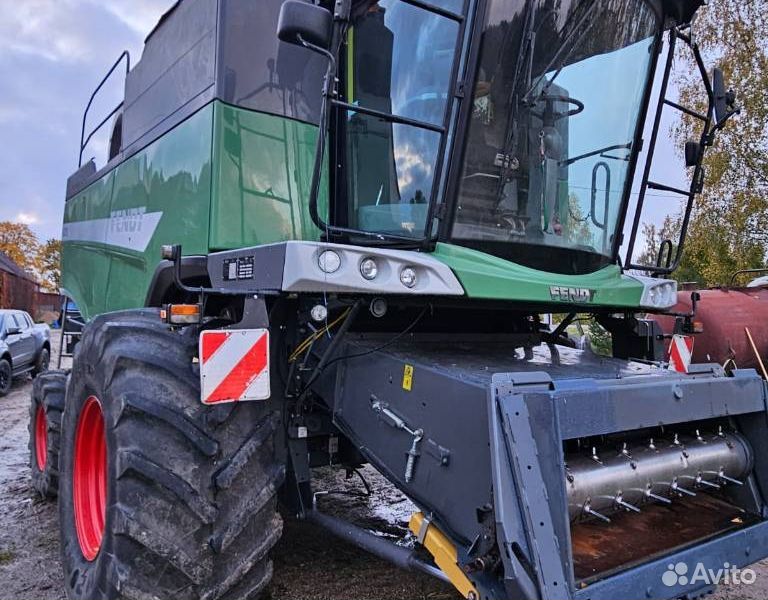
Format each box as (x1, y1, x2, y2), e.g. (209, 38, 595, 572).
(730, 268, 768, 286)
(79, 50, 131, 167)
(624, 26, 718, 276)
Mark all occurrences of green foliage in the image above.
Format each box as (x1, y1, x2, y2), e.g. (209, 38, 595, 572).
(670, 0, 768, 286)
(636, 216, 680, 272)
(587, 320, 612, 357)
(0, 222, 38, 272)
(36, 239, 62, 293)
(566, 193, 594, 247)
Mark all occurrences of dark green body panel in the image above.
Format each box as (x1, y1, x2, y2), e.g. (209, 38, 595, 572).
(432, 243, 644, 307)
(62, 102, 323, 320)
(209, 103, 325, 249)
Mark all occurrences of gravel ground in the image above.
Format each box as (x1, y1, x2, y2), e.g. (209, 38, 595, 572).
(1, 332, 767, 599)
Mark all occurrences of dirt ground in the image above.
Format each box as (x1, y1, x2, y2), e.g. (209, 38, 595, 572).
(1, 332, 767, 600)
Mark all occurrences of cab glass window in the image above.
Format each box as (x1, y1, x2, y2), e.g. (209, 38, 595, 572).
(339, 0, 460, 238)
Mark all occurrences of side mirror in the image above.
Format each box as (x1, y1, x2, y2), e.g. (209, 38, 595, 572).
(684, 141, 702, 167)
(277, 0, 333, 51)
(713, 68, 737, 124)
(6, 326, 21, 336)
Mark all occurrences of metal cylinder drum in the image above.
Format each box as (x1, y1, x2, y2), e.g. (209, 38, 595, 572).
(565, 432, 752, 522)
(652, 287, 768, 369)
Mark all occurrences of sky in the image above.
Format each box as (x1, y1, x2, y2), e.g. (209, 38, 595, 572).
(0, 0, 689, 259)
(0, 0, 176, 242)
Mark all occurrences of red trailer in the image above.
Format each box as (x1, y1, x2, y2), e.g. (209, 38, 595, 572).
(653, 284, 768, 371)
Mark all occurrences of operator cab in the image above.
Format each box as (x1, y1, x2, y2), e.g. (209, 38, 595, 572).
(282, 0, 714, 276)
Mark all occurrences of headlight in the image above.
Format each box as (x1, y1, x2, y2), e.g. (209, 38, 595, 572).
(639, 278, 678, 309)
(360, 257, 378, 280)
(318, 250, 341, 274)
(310, 304, 328, 322)
(400, 267, 417, 288)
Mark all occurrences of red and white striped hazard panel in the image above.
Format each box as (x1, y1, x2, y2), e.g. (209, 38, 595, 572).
(199, 329, 270, 404)
(668, 334, 694, 374)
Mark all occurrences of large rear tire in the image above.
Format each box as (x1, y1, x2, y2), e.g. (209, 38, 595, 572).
(59, 310, 285, 600)
(29, 370, 67, 499)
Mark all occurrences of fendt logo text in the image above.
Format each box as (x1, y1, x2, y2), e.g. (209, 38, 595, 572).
(662, 561, 756, 587)
(550, 286, 594, 303)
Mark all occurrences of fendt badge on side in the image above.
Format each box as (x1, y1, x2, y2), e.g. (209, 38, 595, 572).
(550, 286, 594, 303)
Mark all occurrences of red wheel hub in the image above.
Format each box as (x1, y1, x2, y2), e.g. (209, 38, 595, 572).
(73, 396, 107, 561)
(35, 406, 47, 470)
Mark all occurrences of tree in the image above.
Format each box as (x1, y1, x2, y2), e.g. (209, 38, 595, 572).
(636, 216, 679, 271)
(671, 1, 768, 286)
(0, 222, 39, 272)
(36, 239, 62, 293)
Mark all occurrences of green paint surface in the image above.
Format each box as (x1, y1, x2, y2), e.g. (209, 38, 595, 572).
(431, 243, 644, 307)
(61, 172, 115, 318)
(62, 105, 215, 320)
(62, 102, 325, 320)
(209, 102, 325, 250)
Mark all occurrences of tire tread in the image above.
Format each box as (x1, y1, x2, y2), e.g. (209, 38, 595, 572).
(60, 311, 282, 600)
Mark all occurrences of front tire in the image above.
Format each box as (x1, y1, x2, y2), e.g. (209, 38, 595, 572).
(29, 370, 67, 499)
(0, 358, 11, 396)
(59, 310, 285, 600)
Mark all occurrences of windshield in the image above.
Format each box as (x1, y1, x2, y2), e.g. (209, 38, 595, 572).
(451, 0, 659, 270)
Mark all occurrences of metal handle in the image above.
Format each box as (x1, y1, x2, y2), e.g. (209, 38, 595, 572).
(79, 50, 130, 167)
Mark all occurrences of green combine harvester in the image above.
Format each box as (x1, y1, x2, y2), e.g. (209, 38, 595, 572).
(27, 1, 768, 599)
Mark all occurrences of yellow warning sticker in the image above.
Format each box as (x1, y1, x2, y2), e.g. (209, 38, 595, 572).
(402, 365, 414, 391)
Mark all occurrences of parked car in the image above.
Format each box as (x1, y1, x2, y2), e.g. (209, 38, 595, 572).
(0, 309, 51, 395)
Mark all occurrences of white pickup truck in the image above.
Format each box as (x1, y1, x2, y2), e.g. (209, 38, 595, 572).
(0, 309, 51, 396)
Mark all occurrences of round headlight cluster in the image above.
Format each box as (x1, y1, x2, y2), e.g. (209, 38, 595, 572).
(318, 250, 341, 274)
(360, 257, 378, 280)
(318, 250, 421, 291)
(400, 267, 417, 289)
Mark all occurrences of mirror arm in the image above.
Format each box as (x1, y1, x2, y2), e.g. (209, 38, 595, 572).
(300, 32, 341, 235)
(710, 107, 741, 137)
(297, 34, 337, 70)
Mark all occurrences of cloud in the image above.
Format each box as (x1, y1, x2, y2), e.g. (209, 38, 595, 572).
(0, 0, 176, 242)
(395, 143, 433, 195)
(16, 212, 40, 225)
(0, 0, 172, 65)
(100, 1, 175, 37)
(0, 0, 92, 63)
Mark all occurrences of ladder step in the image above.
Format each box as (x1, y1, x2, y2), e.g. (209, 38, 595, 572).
(648, 181, 690, 197)
(664, 99, 708, 122)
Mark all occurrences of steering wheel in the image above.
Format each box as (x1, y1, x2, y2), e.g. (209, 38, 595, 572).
(531, 94, 585, 121)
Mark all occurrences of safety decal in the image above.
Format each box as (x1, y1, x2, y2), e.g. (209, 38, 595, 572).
(668, 334, 694, 373)
(402, 364, 414, 391)
(199, 329, 270, 404)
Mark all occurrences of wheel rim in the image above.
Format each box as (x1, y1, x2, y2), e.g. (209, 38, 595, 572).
(73, 396, 107, 561)
(35, 405, 47, 470)
(40, 351, 49, 372)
